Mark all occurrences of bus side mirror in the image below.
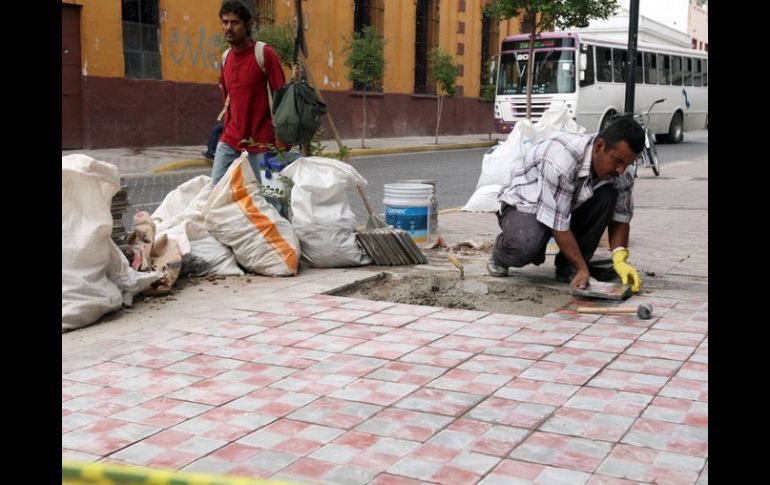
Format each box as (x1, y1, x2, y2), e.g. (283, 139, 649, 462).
(580, 53, 588, 71)
(579, 71, 585, 81)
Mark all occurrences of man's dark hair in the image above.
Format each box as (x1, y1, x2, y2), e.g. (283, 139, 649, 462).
(599, 114, 645, 154)
(220, 0, 252, 36)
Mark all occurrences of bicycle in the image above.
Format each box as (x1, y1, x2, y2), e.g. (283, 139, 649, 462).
(631, 98, 663, 177)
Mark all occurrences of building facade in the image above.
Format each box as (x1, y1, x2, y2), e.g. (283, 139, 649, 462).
(62, 0, 523, 149)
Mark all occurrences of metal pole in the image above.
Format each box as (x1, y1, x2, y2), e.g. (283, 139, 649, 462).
(624, 0, 640, 114)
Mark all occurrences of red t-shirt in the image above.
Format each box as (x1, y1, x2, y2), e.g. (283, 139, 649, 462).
(220, 40, 287, 153)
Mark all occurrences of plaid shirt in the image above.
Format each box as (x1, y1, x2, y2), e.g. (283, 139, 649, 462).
(497, 132, 634, 231)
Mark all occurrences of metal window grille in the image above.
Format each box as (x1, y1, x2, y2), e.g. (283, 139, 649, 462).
(480, 8, 499, 86)
(122, 0, 160, 79)
(414, 0, 439, 94)
(353, 0, 385, 92)
(253, 0, 275, 29)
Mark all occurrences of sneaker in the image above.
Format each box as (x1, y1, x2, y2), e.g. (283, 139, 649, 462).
(487, 258, 509, 277)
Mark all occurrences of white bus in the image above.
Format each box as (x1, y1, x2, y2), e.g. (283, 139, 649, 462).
(493, 31, 708, 143)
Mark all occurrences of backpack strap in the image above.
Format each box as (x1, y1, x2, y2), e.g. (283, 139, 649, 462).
(218, 42, 273, 122)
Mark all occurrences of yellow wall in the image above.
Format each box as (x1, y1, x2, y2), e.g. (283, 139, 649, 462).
(63, 0, 124, 78)
(66, 0, 522, 96)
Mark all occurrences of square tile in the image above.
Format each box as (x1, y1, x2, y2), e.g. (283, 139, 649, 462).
(396, 388, 483, 417)
(365, 362, 446, 386)
(519, 361, 602, 386)
(355, 313, 420, 327)
(658, 377, 708, 402)
(354, 408, 453, 442)
(292, 334, 366, 353)
(542, 348, 617, 367)
(170, 407, 277, 442)
(457, 354, 535, 377)
(452, 322, 519, 340)
(311, 431, 420, 472)
(596, 444, 705, 484)
(483, 341, 555, 360)
(509, 432, 612, 473)
(213, 363, 297, 387)
(312, 308, 374, 322)
(639, 330, 705, 347)
(606, 355, 683, 377)
(473, 314, 537, 327)
(338, 299, 397, 312)
(187, 321, 265, 339)
(112, 347, 194, 369)
(345, 340, 420, 360)
(427, 369, 511, 396)
(224, 387, 319, 417)
(166, 377, 260, 406)
(429, 308, 490, 322)
(156, 334, 237, 354)
(287, 397, 382, 429)
(435, 418, 528, 458)
(374, 328, 444, 346)
(63, 362, 150, 387)
(380, 303, 441, 318)
(270, 369, 357, 394)
(330, 378, 419, 406)
(232, 311, 299, 327)
(237, 418, 344, 455)
(279, 317, 347, 334)
(621, 418, 708, 456)
(587, 369, 668, 395)
(163, 354, 244, 378)
(244, 328, 316, 346)
(493, 378, 579, 407)
(405, 317, 470, 334)
(626, 341, 695, 361)
(399, 347, 473, 368)
(109, 397, 211, 428)
(253, 347, 333, 369)
(642, 396, 708, 427)
(676, 362, 708, 381)
(328, 323, 392, 340)
(110, 369, 203, 396)
(479, 459, 590, 485)
(61, 418, 159, 456)
(61, 380, 101, 401)
(506, 328, 576, 346)
(539, 408, 635, 442)
(307, 354, 389, 377)
(203, 340, 283, 362)
(429, 335, 503, 354)
(465, 397, 554, 429)
(563, 388, 652, 417)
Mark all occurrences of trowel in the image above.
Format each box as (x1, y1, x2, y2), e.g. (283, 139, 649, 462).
(447, 254, 489, 295)
(571, 277, 631, 301)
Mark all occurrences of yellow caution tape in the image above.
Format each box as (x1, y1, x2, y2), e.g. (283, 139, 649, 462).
(62, 460, 304, 485)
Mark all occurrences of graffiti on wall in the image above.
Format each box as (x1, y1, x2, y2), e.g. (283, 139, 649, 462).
(169, 28, 223, 70)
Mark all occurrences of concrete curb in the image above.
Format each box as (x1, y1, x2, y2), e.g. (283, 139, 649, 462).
(149, 140, 498, 173)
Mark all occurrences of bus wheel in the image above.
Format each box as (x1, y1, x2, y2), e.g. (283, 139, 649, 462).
(659, 111, 684, 144)
(599, 111, 616, 132)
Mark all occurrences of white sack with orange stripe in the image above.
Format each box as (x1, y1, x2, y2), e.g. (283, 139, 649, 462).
(203, 151, 300, 276)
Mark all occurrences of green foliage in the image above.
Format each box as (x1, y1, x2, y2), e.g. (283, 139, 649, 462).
(342, 26, 387, 90)
(480, 84, 497, 103)
(429, 48, 459, 98)
(486, 0, 618, 33)
(305, 127, 352, 160)
(253, 22, 295, 67)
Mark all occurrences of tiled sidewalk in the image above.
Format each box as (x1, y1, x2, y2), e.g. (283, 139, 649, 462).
(63, 277, 707, 484)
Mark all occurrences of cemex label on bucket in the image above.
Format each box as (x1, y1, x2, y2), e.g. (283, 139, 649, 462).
(384, 183, 433, 244)
(385, 205, 430, 243)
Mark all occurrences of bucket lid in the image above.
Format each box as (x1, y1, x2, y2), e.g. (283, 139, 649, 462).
(398, 179, 436, 186)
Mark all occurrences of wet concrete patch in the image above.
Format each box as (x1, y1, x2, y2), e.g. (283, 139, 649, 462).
(331, 272, 573, 317)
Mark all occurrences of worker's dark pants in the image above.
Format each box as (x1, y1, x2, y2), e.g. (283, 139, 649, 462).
(491, 184, 618, 270)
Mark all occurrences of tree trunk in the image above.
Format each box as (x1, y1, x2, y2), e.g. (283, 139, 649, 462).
(435, 93, 442, 144)
(361, 90, 367, 149)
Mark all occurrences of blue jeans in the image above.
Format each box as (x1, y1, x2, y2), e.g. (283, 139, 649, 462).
(210, 142, 260, 185)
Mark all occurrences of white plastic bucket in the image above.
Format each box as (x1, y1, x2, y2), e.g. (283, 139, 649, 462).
(398, 179, 438, 239)
(383, 183, 433, 244)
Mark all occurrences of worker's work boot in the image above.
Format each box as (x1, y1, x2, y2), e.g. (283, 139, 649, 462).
(487, 257, 509, 277)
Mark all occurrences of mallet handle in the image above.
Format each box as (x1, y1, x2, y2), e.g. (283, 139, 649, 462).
(577, 307, 637, 315)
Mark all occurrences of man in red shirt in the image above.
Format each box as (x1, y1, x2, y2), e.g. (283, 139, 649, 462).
(211, 0, 288, 184)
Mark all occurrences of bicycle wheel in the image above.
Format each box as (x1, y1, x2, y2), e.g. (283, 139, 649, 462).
(646, 131, 660, 176)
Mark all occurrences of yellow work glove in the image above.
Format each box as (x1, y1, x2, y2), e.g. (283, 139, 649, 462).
(611, 247, 641, 293)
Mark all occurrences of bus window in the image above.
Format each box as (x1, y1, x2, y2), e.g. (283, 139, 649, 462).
(658, 54, 670, 85)
(612, 48, 627, 83)
(580, 45, 595, 87)
(703, 59, 707, 86)
(496, 53, 523, 95)
(636, 52, 644, 83)
(644, 52, 657, 84)
(683, 58, 693, 86)
(671, 56, 683, 85)
(693, 59, 703, 87)
(596, 46, 612, 82)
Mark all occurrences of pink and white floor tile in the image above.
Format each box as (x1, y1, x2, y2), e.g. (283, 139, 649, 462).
(479, 459, 591, 485)
(596, 443, 705, 485)
(658, 377, 708, 402)
(538, 407, 636, 442)
(492, 378, 580, 407)
(641, 396, 708, 427)
(465, 396, 554, 429)
(563, 387, 653, 417)
(508, 431, 613, 473)
(605, 354, 684, 377)
(621, 418, 709, 457)
(365, 362, 446, 386)
(354, 408, 454, 442)
(395, 388, 485, 418)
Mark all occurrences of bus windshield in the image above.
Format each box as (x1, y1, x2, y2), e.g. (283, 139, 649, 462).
(497, 50, 576, 95)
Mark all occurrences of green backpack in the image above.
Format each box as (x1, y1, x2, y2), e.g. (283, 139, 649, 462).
(271, 81, 327, 146)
